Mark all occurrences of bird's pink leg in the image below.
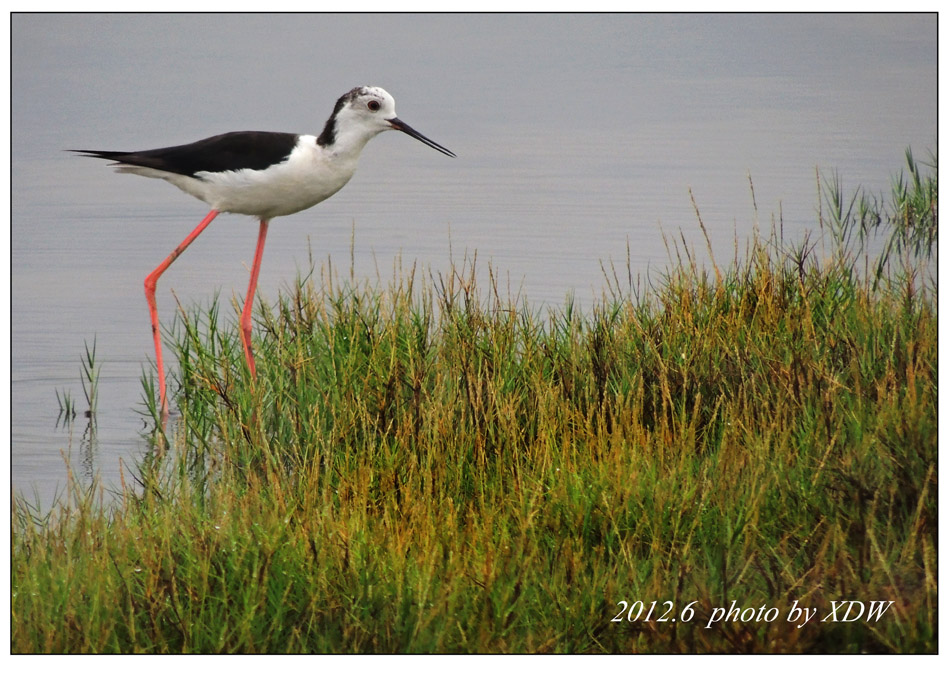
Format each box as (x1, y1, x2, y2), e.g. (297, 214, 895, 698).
(240, 219, 269, 379)
(144, 209, 219, 417)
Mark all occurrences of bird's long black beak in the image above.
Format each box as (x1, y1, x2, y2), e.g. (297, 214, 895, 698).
(388, 117, 456, 158)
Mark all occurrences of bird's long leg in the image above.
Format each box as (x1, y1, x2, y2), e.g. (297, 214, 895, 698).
(144, 209, 219, 417)
(240, 219, 269, 379)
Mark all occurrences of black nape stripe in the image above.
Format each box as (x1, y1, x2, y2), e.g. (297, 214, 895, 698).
(317, 87, 369, 147)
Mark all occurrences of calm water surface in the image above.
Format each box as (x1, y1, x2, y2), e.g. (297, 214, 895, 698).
(11, 13, 936, 508)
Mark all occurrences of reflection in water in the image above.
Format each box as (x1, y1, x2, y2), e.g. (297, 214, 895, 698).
(50, 389, 171, 506)
(55, 406, 99, 482)
(79, 414, 97, 480)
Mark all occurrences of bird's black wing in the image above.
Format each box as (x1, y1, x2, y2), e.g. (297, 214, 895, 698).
(71, 131, 302, 176)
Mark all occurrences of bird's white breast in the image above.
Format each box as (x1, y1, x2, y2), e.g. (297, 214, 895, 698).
(156, 136, 358, 219)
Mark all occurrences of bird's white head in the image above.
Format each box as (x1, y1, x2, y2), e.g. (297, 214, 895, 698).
(317, 86, 456, 158)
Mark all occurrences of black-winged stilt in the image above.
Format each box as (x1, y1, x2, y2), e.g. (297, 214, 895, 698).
(72, 86, 456, 417)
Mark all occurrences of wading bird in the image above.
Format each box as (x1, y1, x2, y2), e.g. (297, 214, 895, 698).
(73, 86, 456, 417)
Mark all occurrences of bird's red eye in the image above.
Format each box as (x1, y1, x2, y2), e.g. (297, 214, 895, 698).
(368, 100, 381, 111)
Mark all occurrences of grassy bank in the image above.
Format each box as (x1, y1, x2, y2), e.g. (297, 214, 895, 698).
(12, 153, 936, 653)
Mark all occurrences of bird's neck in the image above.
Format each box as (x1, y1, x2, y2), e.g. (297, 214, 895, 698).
(321, 129, 376, 163)
(319, 110, 383, 162)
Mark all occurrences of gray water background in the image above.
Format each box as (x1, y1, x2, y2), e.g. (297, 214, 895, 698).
(11, 13, 937, 508)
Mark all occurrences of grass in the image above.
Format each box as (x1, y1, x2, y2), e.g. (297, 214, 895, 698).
(54, 387, 76, 425)
(55, 337, 100, 426)
(80, 337, 100, 420)
(11, 152, 937, 653)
